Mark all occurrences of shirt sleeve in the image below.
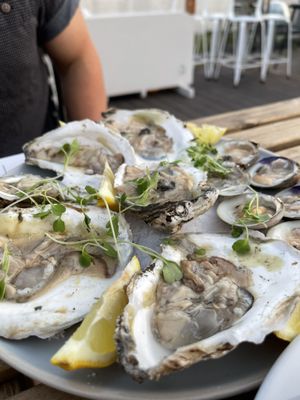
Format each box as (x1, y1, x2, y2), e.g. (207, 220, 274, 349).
(38, 0, 80, 44)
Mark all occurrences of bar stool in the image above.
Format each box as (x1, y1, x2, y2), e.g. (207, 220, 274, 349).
(193, 0, 233, 78)
(214, 0, 265, 86)
(260, 0, 293, 81)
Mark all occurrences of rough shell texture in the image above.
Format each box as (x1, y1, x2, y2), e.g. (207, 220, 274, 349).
(0, 205, 132, 339)
(116, 233, 300, 381)
(114, 163, 217, 233)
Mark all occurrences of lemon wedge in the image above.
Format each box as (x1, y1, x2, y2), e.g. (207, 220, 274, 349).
(275, 302, 300, 342)
(186, 123, 227, 145)
(51, 256, 141, 370)
(97, 161, 119, 211)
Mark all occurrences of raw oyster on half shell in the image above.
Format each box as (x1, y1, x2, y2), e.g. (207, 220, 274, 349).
(103, 109, 193, 166)
(116, 233, 300, 381)
(23, 119, 136, 176)
(267, 221, 300, 250)
(114, 163, 218, 233)
(0, 205, 132, 339)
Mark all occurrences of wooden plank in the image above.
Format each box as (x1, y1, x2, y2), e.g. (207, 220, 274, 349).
(191, 98, 300, 133)
(227, 117, 300, 152)
(277, 145, 300, 164)
(0, 379, 23, 400)
(6, 385, 83, 400)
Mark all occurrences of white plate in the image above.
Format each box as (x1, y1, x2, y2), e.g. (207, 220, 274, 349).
(255, 336, 300, 400)
(0, 150, 290, 399)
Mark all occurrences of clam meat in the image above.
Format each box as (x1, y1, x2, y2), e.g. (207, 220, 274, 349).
(215, 138, 259, 168)
(248, 156, 299, 189)
(217, 192, 284, 229)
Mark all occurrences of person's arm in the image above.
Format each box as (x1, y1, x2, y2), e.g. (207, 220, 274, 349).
(44, 8, 107, 121)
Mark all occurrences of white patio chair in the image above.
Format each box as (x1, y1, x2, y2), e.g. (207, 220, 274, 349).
(193, 0, 233, 78)
(214, 0, 266, 86)
(260, 0, 293, 81)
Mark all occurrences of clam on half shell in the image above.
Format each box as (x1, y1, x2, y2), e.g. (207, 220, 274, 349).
(215, 138, 259, 168)
(0, 205, 132, 339)
(276, 185, 300, 219)
(114, 163, 218, 233)
(103, 108, 193, 166)
(217, 193, 284, 229)
(248, 156, 299, 189)
(116, 233, 300, 381)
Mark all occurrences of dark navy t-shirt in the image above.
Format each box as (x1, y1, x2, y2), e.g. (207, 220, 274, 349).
(0, 0, 79, 157)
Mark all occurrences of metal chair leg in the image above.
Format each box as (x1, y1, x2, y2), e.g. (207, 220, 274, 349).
(234, 20, 247, 87)
(260, 19, 275, 82)
(214, 20, 230, 79)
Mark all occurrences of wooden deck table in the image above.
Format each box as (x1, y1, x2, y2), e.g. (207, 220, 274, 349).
(1, 97, 300, 400)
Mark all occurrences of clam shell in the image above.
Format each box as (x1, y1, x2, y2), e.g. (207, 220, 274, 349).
(248, 156, 299, 189)
(216, 139, 259, 168)
(276, 185, 300, 219)
(217, 193, 284, 229)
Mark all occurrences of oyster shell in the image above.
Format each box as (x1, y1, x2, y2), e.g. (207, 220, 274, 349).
(103, 109, 193, 165)
(267, 221, 300, 250)
(248, 156, 299, 189)
(0, 205, 132, 339)
(215, 139, 259, 168)
(23, 119, 136, 176)
(217, 193, 284, 229)
(276, 185, 300, 219)
(114, 163, 218, 233)
(116, 233, 300, 381)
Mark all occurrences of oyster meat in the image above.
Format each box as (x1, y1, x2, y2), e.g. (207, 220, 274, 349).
(114, 163, 218, 233)
(0, 205, 132, 339)
(103, 109, 193, 165)
(116, 233, 300, 381)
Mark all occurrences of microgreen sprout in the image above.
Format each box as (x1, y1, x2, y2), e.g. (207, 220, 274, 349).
(231, 224, 251, 255)
(0, 244, 10, 301)
(194, 247, 206, 256)
(60, 139, 80, 170)
(236, 188, 270, 226)
(187, 142, 230, 178)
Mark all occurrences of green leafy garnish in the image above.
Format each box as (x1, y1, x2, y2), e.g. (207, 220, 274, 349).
(232, 239, 251, 255)
(61, 139, 80, 170)
(79, 250, 93, 268)
(236, 190, 270, 226)
(106, 215, 119, 238)
(162, 261, 183, 284)
(194, 247, 206, 256)
(231, 225, 244, 238)
(0, 244, 10, 301)
(187, 143, 230, 177)
(53, 218, 65, 233)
